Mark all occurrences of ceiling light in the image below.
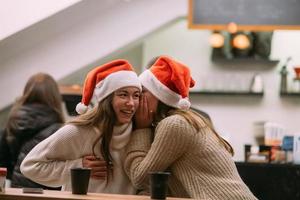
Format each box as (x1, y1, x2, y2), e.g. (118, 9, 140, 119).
(227, 22, 238, 34)
(232, 34, 250, 49)
(209, 32, 224, 48)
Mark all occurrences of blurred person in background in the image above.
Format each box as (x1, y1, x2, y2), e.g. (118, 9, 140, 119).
(1, 73, 64, 189)
(21, 60, 142, 194)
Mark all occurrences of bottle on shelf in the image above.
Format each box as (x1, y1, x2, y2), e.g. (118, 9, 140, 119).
(293, 133, 300, 164)
(250, 74, 263, 93)
(280, 57, 291, 94)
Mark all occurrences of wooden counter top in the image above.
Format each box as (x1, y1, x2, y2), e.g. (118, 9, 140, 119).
(0, 188, 191, 200)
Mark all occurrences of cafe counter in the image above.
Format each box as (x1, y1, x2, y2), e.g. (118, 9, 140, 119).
(0, 188, 191, 200)
(236, 162, 300, 200)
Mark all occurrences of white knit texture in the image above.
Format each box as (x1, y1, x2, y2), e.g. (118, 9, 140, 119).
(21, 123, 135, 194)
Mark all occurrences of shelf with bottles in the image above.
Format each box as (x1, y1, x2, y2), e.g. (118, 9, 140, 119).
(191, 73, 264, 97)
(279, 58, 300, 97)
(280, 91, 300, 97)
(211, 53, 279, 66)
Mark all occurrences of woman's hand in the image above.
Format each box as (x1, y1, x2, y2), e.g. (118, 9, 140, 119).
(134, 94, 154, 129)
(82, 155, 107, 180)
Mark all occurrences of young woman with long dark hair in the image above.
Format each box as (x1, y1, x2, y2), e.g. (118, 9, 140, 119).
(21, 60, 141, 194)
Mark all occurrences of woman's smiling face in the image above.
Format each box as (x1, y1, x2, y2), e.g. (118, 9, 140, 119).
(112, 86, 141, 125)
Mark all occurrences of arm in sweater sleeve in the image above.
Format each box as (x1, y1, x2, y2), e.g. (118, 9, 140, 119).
(20, 124, 87, 187)
(125, 115, 194, 188)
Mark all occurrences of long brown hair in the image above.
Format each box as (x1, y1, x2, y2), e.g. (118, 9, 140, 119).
(153, 102, 234, 156)
(7, 73, 65, 124)
(68, 94, 115, 176)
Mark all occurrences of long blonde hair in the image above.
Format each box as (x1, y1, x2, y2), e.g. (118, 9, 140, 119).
(153, 102, 234, 156)
(68, 94, 115, 175)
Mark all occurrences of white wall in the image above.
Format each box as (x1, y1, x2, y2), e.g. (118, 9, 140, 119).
(0, 0, 81, 40)
(143, 19, 300, 161)
(59, 43, 144, 85)
(0, 0, 186, 110)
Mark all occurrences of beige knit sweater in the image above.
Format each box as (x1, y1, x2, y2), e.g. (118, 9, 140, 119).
(21, 123, 135, 194)
(125, 114, 257, 200)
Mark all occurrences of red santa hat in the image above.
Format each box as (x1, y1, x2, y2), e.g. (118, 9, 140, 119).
(76, 59, 141, 114)
(139, 56, 195, 110)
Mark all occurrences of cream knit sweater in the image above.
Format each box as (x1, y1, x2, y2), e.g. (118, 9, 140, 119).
(21, 123, 135, 194)
(125, 115, 257, 200)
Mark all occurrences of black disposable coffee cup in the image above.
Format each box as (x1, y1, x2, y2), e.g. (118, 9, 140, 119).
(70, 168, 91, 195)
(149, 171, 170, 200)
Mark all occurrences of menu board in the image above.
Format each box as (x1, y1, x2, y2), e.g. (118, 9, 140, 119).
(188, 0, 300, 31)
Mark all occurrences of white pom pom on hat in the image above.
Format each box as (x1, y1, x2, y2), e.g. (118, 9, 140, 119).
(75, 102, 88, 115)
(76, 59, 141, 115)
(178, 98, 191, 110)
(139, 56, 195, 110)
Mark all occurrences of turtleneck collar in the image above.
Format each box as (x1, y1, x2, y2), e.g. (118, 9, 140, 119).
(93, 123, 133, 150)
(111, 122, 132, 150)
